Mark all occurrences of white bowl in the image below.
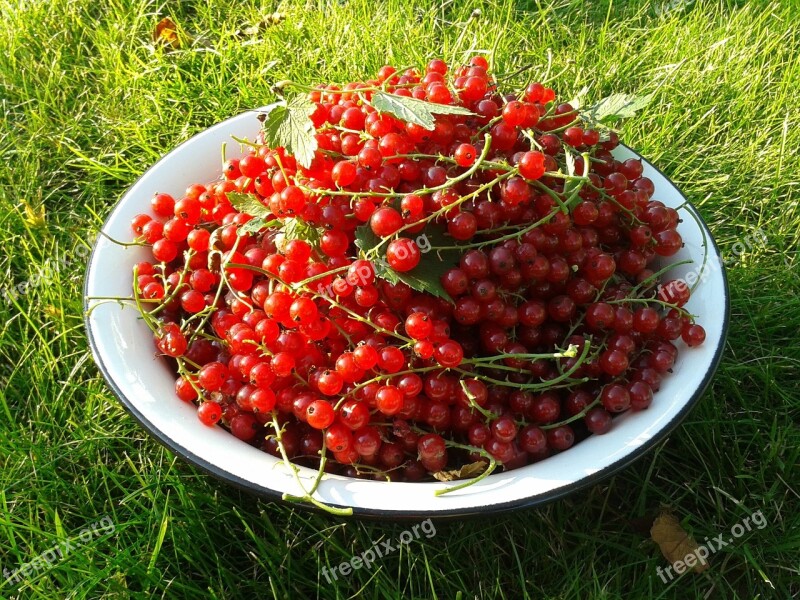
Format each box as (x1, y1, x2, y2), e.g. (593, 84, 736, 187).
(84, 108, 729, 518)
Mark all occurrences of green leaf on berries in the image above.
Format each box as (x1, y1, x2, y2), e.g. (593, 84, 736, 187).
(582, 92, 654, 126)
(261, 96, 318, 168)
(568, 85, 589, 110)
(563, 151, 580, 197)
(564, 151, 576, 177)
(370, 91, 474, 130)
(238, 216, 281, 235)
(281, 217, 322, 246)
(227, 192, 271, 218)
(354, 223, 460, 302)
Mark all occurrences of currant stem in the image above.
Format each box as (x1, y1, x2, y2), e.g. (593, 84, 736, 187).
(458, 380, 499, 421)
(270, 412, 353, 516)
(434, 441, 497, 496)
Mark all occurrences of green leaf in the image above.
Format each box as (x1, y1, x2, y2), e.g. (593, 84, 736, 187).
(582, 93, 654, 126)
(226, 192, 271, 218)
(568, 85, 589, 110)
(370, 91, 474, 130)
(261, 96, 318, 168)
(354, 223, 461, 302)
(237, 216, 281, 235)
(563, 151, 578, 196)
(564, 151, 576, 177)
(281, 217, 323, 246)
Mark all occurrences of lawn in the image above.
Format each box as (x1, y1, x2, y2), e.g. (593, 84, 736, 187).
(1, 0, 798, 598)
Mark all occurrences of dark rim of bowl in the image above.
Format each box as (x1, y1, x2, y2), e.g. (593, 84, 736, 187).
(83, 123, 731, 520)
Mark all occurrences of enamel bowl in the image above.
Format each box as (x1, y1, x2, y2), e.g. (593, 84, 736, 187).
(84, 108, 729, 518)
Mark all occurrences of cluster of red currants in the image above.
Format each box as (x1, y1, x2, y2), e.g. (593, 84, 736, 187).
(129, 55, 705, 483)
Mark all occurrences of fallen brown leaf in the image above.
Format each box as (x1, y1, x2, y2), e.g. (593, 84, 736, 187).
(233, 12, 286, 39)
(153, 17, 181, 50)
(22, 200, 46, 229)
(433, 461, 487, 482)
(650, 511, 710, 573)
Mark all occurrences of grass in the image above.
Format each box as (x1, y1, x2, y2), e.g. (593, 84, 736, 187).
(0, 0, 798, 597)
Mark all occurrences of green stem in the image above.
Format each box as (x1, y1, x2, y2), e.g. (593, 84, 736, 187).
(270, 413, 352, 516)
(99, 230, 148, 247)
(428, 206, 559, 251)
(434, 441, 498, 496)
(453, 340, 591, 391)
(291, 264, 349, 289)
(459, 380, 499, 421)
(540, 396, 601, 430)
(298, 133, 494, 200)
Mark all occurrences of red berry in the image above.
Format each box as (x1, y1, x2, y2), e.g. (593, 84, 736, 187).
(518, 151, 546, 180)
(453, 143, 477, 167)
(682, 324, 706, 347)
(370, 206, 404, 237)
(197, 401, 222, 426)
(433, 340, 463, 368)
(306, 400, 335, 429)
(386, 238, 421, 272)
(375, 385, 404, 415)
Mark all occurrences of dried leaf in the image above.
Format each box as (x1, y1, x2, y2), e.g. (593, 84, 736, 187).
(22, 201, 46, 228)
(43, 305, 62, 319)
(650, 511, 709, 573)
(433, 461, 487, 482)
(233, 13, 285, 39)
(153, 17, 182, 50)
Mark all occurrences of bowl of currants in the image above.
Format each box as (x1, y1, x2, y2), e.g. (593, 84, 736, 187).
(85, 57, 729, 517)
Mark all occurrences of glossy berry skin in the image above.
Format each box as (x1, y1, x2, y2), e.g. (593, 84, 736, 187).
(405, 312, 433, 340)
(375, 385, 404, 415)
(658, 279, 691, 307)
(584, 407, 612, 434)
(454, 143, 477, 167)
(546, 426, 575, 451)
(317, 370, 344, 396)
(502, 101, 527, 126)
(433, 340, 463, 368)
(370, 207, 404, 237)
(601, 384, 631, 413)
(197, 401, 222, 426)
(518, 151, 546, 180)
(447, 211, 477, 241)
(332, 160, 357, 187)
(386, 238, 421, 272)
(682, 324, 706, 347)
(306, 400, 335, 429)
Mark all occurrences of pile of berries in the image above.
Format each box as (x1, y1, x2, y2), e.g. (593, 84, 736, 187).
(129, 56, 705, 486)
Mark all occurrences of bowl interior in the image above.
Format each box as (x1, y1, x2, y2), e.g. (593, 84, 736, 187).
(85, 110, 728, 517)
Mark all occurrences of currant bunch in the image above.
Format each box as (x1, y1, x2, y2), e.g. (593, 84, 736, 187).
(127, 55, 705, 490)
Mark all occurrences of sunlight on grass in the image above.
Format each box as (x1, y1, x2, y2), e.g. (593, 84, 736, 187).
(0, 0, 798, 597)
